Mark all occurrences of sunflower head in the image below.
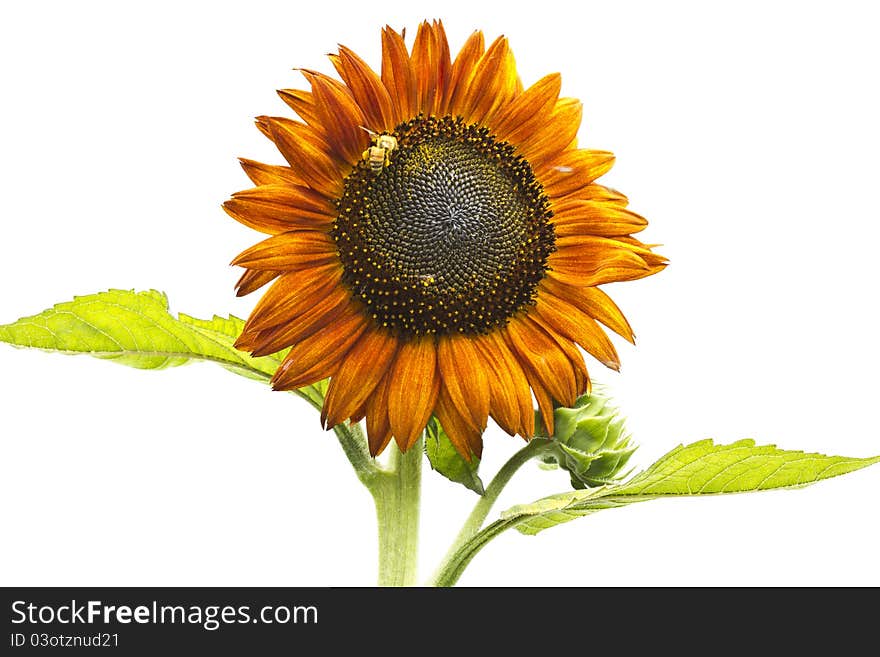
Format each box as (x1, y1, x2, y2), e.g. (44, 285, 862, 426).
(224, 21, 666, 460)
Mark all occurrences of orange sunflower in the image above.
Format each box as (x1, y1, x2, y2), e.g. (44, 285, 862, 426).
(225, 21, 665, 460)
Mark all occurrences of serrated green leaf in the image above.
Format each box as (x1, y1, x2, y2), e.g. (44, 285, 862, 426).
(504, 439, 880, 535)
(432, 439, 880, 585)
(0, 289, 325, 408)
(425, 418, 484, 495)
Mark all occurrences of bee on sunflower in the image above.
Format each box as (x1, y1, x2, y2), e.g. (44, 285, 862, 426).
(223, 21, 666, 461)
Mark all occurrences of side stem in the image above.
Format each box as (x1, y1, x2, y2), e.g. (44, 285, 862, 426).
(429, 439, 550, 586)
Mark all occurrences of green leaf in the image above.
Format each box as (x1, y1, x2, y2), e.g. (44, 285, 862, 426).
(425, 417, 485, 495)
(504, 439, 880, 535)
(431, 439, 880, 585)
(0, 289, 325, 408)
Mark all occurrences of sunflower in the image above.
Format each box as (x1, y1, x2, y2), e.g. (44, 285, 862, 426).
(225, 21, 666, 460)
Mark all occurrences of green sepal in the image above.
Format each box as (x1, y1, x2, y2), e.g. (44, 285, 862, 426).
(425, 418, 485, 495)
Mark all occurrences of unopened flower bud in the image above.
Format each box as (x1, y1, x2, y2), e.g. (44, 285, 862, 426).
(538, 390, 637, 489)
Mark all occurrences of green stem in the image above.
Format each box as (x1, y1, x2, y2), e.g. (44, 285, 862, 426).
(297, 386, 421, 586)
(429, 439, 550, 586)
(330, 421, 381, 487)
(374, 438, 423, 586)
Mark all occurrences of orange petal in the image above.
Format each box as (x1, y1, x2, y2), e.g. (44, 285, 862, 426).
(247, 289, 355, 358)
(322, 328, 399, 428)
(238, 158, 302, 187)
(540, 277, 634, 344)
(533, 291, 618, 370)
(223, 184, 335, 235)
(331, 46, 396, 132)
(572, 183, 630, 206)
(535, 318, 590, 397)
(270, 311, 368, 390)
(261, 116, 345, 199)
(552, 200, 647, 238)
(277, 88, 321, 127)
(301, 70, 368, 165)
(505, 317, 578, 408)
(410, 20, 451, 116)
(555, 234, 661, 263)
(411, 21, 438, 115)
(387, 338, 439, 451)
(254, 116, 273, 141)
(441, 31, 484, 116)
(234, 269, 338, 351)
(454, 36, 518, 125)
(490, 330, 536, 437)
(437, 335, 490, 433)
(434, 387, 483, 461)
(517, 98, 582, 168)
(473, 332, 531, 437)
(491, 73, 561, 144)
(614, 236, 669, 268)
(548, 237, 658, 287)
(235, 268, 280, 297)
(365, 371, 394, 457)
(241, 265, 342, 332)
(541, 150, 615, 197)
(518, 360, 554, 437)
(231, 230, 337, 270)
(381, 26, 416, 124)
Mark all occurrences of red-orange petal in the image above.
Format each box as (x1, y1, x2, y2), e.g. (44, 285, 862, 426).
(517, 98, 582, 168)
(238, 158, 302, 187)
(505, 317, 578, 408)
(540, 277, 635, 344)
(538, 318, 590, 395)
(331, 46, 396, 132)
(454, 36, 518, 126)
(533, 291, 619, 371)
(381, 26, 416, 125)
(441, 31, 484, 116)
(223, 184, 335, 235)
(387, 338, 439, 451)
(231, 230, 336, 270)
(410, 21, 439, 116)
(300, 70, 368, 165)
(541, 150, 615, 197)
(235, 268, 280, 297)
(472, 333, 528, 437)
(437, 335, 490, 434)
(247, 289, 354, 358)
(240, 264, 341, 333)
(322, 328, 399, 428)
(261, 116, 345, 198)
(277, 88, 322, 127)
(548, 237, 657, 287)
(491, 73, 561, 145)
(365, 371, 394, 457)
(552, 200, 648, 238)
(410, 20, 451, 116)
(270, 311, 368, 390)
(434, 386, 483, 461)
(555, 235, 660, 263)
(575, 184, 630, 206)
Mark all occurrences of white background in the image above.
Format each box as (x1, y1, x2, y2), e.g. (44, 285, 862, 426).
(1, 0, 878, 587)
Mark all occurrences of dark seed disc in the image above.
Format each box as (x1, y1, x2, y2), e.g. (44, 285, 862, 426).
(333, 115, 555, 338)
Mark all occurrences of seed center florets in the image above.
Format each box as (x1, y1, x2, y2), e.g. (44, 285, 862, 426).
(333, 116, 555, 337)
